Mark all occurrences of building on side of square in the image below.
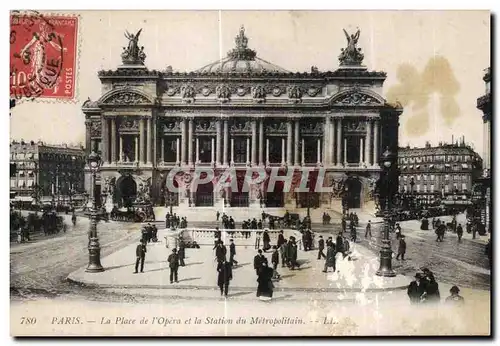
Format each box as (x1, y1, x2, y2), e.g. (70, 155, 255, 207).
(82, 27, 403, 218)
(10, 139, 86, 206)
(397, 141, 482, 208)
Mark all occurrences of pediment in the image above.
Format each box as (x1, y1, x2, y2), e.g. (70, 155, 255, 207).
(330, 88, 385, 107)
(99, 89, 153, 106)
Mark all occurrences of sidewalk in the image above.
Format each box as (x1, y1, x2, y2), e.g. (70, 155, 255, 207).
(68, 228, 410, 293)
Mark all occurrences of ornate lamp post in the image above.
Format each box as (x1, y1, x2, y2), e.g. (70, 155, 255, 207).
(376, 148, 396, 277)
(86, 151, 104, 273)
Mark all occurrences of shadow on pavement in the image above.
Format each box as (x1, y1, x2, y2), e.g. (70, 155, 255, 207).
(178, 277, 201, 282)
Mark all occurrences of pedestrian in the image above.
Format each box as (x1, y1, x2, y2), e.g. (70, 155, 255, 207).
(456, 223, 463, 242)
(217, 260, 232, 298)
(317, 235, 326, 260)
(253, 249, 268, 275)
(134, 240, 147, 274)
(277, 230, 285, 248)
(141, 226, 148, 243)
(215, 241, 227, 264)
(71, 212, 77, 226)
(167, 248, 180, 284)
(407, 273, 427, 304)
(335, 234, 344, 254)
(485, 239, 492, 269)
(341, 217, 346, 233)
(395, 224, 402, 240)
(271, 246, 281, 280)
(396, 235, 406, 261)
(445, 285, 465, 306)
(216, 210, 220, 221)
(229, 239, 238, 266)
(305, 229, 313, 251)
(287, 237, 300, 270)
(350, 223, 357, 243)
(255, 230, 261, 249)
(256, 262, 274, 299)
(262, 229, 271, 251)
(422, 269, 440, 303)
(323, 242, 336, 273)
(342, 235, 350, 258)
(279, 239, 288, 268)
(365, 220, 372, 238)
(178, 242, 186, 266)
(146, 223, 153, 243)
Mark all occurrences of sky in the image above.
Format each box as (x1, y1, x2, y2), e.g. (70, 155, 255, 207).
(9, 10, 490, 154)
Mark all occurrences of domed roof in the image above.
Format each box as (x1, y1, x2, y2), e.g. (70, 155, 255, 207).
(195, 26, 290, 74)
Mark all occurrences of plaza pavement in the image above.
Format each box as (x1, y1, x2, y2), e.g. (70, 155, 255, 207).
(68, 228, 410, 293)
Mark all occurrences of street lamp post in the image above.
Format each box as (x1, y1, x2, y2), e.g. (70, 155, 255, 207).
(376, 148, 396, 277)
(86, 151, 104, 273)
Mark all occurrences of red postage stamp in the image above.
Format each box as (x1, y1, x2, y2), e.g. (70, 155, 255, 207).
(10, 11, 78, 100)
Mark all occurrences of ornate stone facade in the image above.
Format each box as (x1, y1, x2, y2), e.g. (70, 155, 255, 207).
(83, 27, 402, 214)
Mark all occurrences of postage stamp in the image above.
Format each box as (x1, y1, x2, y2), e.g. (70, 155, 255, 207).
(10, 11, 78, 101)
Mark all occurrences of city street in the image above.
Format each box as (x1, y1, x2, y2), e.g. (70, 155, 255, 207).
(356, 215, 491, 290)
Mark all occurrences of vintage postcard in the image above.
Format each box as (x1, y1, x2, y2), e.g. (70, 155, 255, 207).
(9, 10, 491, 336)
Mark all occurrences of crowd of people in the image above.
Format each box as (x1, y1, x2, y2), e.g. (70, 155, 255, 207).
(10, 209, 69, 243)
(407, 268, 465, 306)
(165, 212, 187, 229)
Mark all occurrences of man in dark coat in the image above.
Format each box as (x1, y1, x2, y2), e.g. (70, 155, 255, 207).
(335, 234, 344, 254)
(134, 240, 147, 274)
(271, 246, 281, 280)
(216, 210, 220, 221)
(407, 273, 427, 304)
(215, 241, 227, 264)
(253, 249, 268, 275)
(217, 261, 232, 297)
(287, 238, 299, 270)
(262, 229, 271, 251)
(365, 220, 372, 238)
(167, 248, 180, 284)
(277, 230, 285, 248)
(304, 229, 313, 251)
(341, 218, 347, 233)
(350, 222, 357, 242)
(323, 242, 336, 273)
(485, 239, 492, 269)
(279, 239, 288, 268)
(178, 242, 186, 266)
(317, 235, 326, 260)
(456, 223, 463, 242)
(256, 262, 274, 299)
(396, 235, 406, 260)
(229, 239, 238, 266)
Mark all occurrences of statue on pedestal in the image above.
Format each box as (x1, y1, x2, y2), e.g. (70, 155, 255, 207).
(121, 29, 146, 65)
(339, 28, 364, 66)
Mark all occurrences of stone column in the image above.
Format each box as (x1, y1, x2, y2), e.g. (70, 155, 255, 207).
(317, 138, 321, 164)
(216, 120, 221, 165)
(195, 137, 200, 163)
(336, 118, 342, 166)
(85, 121, 91, 154)
(153, 117, 157, 165)
(146, 117, 152, 164)
(101, 117, 108, 164)
(230, 138, 235, 165)
(366, 120, 373, 166)
(139, 118, 145, 163)
(246, 137, 250, 165)
(181, 119, 186, 165)
(266, 139, 270, 165)
(281, 138, 285, 165)
(134, 135, 139, 162)
(294, 120, 300, 165)
(301, 139, 305, 165)
(161, 137, 165, 163)
(251, 120, 257, 165)
(373, 119, 379, 166)
(287, 121, 293, 165)
(211, 137, 215, 164)
(111, 117, 117, 163)
(329, 116, 334, 164)
(359, 137, 364, 165)
(323, 116, 330, 164)
(119, 135, 123, 162)
(188, 118, 193, 165)
(176, 138, 180, 164)
(223, 119, 229, 166)
(259, 120, 264, 166)
(344, 137, 347, 165)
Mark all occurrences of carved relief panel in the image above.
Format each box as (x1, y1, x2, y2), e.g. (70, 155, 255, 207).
(230, 119, 252, 134)
(118, 117, 140, 133)
(89, 120, 102, 137)
(195, 119, 216, 133)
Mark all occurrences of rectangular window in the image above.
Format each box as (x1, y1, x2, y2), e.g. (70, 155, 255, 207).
(404, 176, 407, 182)
(430, 184, 435, 192)
(445, 185, 449, 193)
(416, 184, 420, 192)
(304, 137, 317, 164)
(423, 175, 427, 181)
(268, 137, 282, 164)
(164, 137, 177, 163)
(417, 176, 421, 181)
(423, 185, 427, 193)
(199, 137, 212, 163)
(10, 179, 16, 188)
(445, 174, 450, 181)
(234, 137, 246, 164)
(430, 174, 435, 181)
(462, 183, 467, 191)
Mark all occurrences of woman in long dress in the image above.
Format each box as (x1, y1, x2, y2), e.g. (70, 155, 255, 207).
(256, 262, 274, 299)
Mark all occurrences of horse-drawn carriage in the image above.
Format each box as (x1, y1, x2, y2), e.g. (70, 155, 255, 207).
(110, 203, 155, 223)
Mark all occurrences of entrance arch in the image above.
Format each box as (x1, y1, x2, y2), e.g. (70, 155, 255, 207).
(116, 175, 137, 208)
(195, 178, 214, 207)
(345, 178, 362, 209)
